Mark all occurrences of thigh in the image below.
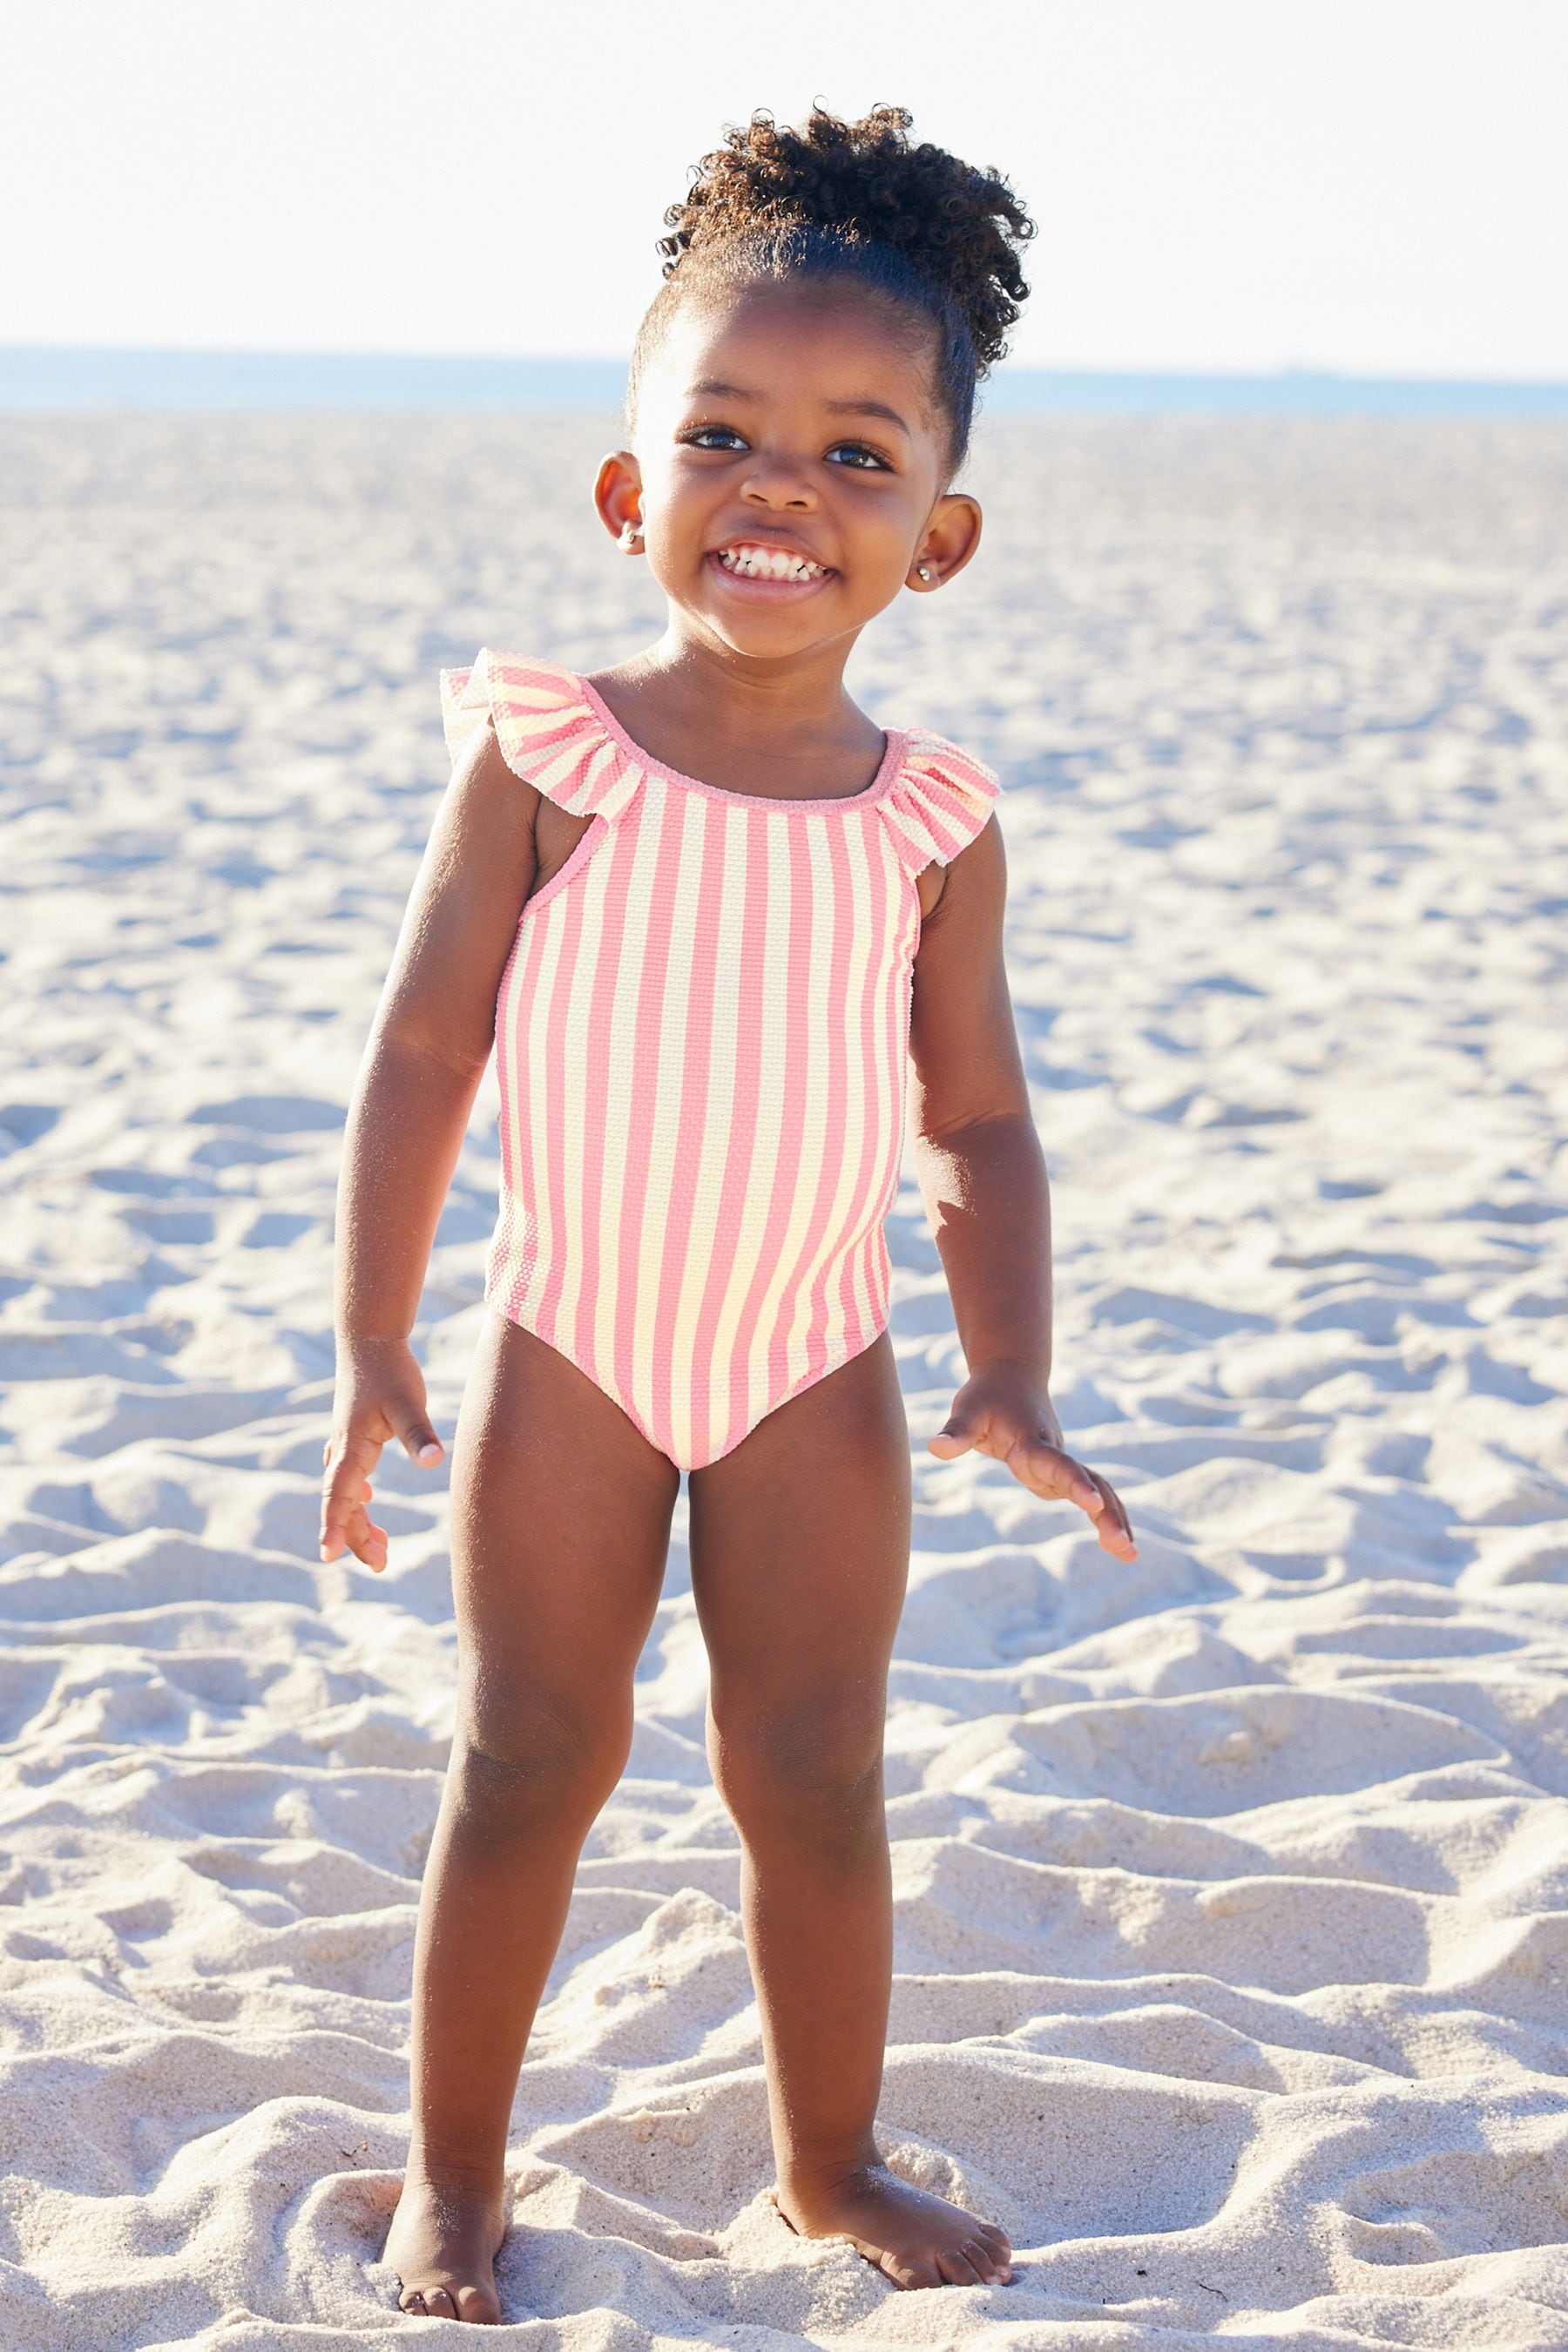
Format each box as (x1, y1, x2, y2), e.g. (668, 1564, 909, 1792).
(449, 1310, 679, 1707)
(686, 1330, 912, 1714)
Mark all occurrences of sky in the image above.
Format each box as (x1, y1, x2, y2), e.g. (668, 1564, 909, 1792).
(3, 0, 1565, 380)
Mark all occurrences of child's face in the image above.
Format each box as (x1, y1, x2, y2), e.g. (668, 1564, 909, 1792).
(599, 282, 982, 662)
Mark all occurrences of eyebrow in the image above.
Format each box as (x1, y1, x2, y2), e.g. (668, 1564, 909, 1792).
(688, 379, 913, 436)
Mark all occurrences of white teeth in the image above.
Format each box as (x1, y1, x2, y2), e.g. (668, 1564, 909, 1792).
(717, 545, 823, 581)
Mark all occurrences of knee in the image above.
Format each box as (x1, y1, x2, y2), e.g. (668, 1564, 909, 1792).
(451, 1687, 630, 1838)
(709, 1693, 886, 1855)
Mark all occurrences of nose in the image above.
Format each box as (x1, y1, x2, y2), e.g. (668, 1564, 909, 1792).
(740, 452, 816, 510)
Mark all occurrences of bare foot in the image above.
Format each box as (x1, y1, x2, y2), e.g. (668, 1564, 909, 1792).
(774, 2162, 1013, 2291)
(383, 2167, 507, 2323)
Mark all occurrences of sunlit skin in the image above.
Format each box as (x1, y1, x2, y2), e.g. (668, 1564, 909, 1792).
(321, 280, 1135, 2323)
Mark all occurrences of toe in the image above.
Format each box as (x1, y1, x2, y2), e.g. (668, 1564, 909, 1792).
(456, 2284, 502, 2323)
(936, 2247, 985, 2288)
(424, 2288, 457, 2318)
(882, 2251, 943, 2291)
(963, 2234, 1003, 2281)
(399, 2288, 426, 2314)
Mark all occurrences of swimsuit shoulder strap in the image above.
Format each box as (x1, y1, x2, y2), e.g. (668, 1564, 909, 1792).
(439, 650, 646, 821)
(877, 728, 1002, 875)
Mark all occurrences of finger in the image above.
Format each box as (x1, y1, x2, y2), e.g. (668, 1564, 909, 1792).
(1092, 1472, 1138, 1557)
(321, 1428, 383, 1507)
(1050, 1446, 1107, 1516)
(319, 1493, 355, 1561)
(929, 1408, 982, 1458)
(320, 1495, 366, 1562)
(388, 1396, 444, 1467)
(320, 1446, 383, 1561)
(1014, 1436, 1105, 1514)
(339, 1501, 389, 1571)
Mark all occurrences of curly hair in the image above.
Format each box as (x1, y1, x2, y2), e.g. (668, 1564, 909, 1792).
(626, 105, 1035, 470)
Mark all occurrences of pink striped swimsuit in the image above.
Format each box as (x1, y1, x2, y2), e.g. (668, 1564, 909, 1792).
(440, 650, 1000, 1472)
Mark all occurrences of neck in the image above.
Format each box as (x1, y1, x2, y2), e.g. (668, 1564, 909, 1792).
(621, 614, 871, 748)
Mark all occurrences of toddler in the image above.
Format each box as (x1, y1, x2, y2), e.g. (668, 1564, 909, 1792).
(321, 102, 1136, 2325)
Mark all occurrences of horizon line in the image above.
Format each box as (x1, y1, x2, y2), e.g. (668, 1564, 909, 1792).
(4, 341, 1568, 391)
(3, 345, 1567, 419)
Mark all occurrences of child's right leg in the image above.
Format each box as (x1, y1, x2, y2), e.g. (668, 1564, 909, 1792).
(385, 1312, 679, 2323)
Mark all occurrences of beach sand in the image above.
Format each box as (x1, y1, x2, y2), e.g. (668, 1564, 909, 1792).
(2, 411, 1566, 2348)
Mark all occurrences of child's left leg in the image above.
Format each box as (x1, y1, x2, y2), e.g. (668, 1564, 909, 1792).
(686, 1330, 1013, 2292)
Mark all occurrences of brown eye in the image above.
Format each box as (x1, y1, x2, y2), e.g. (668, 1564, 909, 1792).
(683, 425, 748, 451)
(826, 442, 891, 471)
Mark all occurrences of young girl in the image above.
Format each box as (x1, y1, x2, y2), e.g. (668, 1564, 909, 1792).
(321, 103, 1136, 2325)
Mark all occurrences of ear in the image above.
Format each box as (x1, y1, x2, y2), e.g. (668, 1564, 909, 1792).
(594, 450, 646, 549)
(907, 491, 983, 592)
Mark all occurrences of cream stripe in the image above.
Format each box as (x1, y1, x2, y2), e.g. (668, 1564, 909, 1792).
(528, 737, 591, 800)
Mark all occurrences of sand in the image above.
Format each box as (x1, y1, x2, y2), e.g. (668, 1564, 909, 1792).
(2, 410, 1566, 2349)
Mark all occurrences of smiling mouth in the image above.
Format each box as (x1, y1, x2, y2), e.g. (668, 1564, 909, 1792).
(711, 541, 831, 584)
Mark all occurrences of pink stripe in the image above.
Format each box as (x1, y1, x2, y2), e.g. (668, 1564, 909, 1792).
(570, 804, 645, 1377)
(500, 904, 552, 1319)
(873, 875, 923, 1222)
(686, 817, 770, 1468)
(578, 742, 636, 814)
(611, 795, 688, 1423)
(836, 824, 893, 1352)
(862, 875, 917, 1274)
(920, 772, 991, 855)
(727, 824, 816, 1441)
(647, 797, 725, 1443)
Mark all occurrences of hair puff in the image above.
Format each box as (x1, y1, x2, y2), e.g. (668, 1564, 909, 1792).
(657, 104, 1034, 377)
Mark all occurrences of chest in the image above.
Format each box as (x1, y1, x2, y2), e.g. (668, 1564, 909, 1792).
(528, 796, 944, 926)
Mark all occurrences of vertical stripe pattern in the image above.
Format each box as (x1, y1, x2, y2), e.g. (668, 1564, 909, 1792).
(439, 652, 1000, 1471)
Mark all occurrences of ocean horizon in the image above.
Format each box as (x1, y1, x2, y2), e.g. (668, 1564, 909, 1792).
(4, 344, 1568, 417)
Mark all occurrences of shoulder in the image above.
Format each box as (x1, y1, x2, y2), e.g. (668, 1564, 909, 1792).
(880, 727, 1002, 881)
(439, 650, 644, 821)
(440, 649, 579, 770)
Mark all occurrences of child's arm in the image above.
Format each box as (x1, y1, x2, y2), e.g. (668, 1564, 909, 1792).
(319, 718, 540, 1571)
(907, 821, 1137, 1560)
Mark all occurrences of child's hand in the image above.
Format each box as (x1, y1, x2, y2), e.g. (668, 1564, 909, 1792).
(320, 1339, 446, 1571)
(928, 1366, 1137, 1560)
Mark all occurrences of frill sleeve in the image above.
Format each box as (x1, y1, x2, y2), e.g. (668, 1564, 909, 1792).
(877, 729, 1002, 876)
(437, 648, 645, 821)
